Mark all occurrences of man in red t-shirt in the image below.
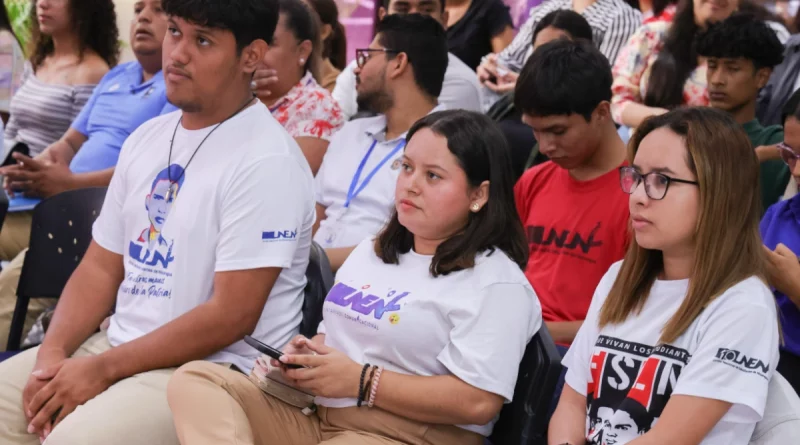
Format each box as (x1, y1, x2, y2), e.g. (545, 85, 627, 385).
(513, 40, 630, 348)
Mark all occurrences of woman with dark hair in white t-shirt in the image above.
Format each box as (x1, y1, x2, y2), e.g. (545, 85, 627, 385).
(166, 109, 542, 444)
(549, 107, 780, 445)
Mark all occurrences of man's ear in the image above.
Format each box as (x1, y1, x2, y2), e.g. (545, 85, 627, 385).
(387, 52, 409, 80)
(593, 101, 612, 122)
(378, 7, 387, 21)
(756, 67, 773, 89)
(241, 39, 269, 74)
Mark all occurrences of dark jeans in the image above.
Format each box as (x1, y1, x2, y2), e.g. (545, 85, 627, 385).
(778, 349, 800, 395)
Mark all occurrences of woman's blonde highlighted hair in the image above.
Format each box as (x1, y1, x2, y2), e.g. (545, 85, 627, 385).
(598, 107, 767, 343)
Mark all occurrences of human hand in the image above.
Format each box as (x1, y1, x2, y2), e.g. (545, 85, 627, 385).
(477, 54, 499, 84)
(251, 66, 279, 103)
(26, 355, 115, 435)
(280, 337, 363, 399)
(1, 153, 75, 198)
(22, 351, 66, 441)
(269, 335, 314, 369)
(484, 69, 519, 94)
(764, 244, 800, 304)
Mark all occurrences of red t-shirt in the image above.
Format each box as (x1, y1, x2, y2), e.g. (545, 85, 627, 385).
(514, 162, 630, 324)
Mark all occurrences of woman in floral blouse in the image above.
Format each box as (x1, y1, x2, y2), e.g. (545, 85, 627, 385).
(610, 0, 735, 129)
(251, 0, 344, 175)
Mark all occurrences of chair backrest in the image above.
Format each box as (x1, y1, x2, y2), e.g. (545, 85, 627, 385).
(299, 241, 334, 338)
(17, 187, 107, 299)
(489, 325, 563, 445)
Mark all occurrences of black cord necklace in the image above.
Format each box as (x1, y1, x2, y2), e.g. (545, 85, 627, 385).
(165, 96, 255, 202)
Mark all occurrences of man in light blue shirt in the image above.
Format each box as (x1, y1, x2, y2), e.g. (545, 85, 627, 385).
(0, 0, 172, 351)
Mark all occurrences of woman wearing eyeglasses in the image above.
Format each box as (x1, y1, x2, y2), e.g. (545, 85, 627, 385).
(760, 103, 800, 397)
(549, 107, 780, 445)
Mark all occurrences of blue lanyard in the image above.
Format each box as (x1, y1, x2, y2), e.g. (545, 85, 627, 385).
(344, 139, 406, 208)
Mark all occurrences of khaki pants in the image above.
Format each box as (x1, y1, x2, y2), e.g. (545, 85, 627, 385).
(0, 332, 180, 445)
(167, 361, 484, 445)
(0, 211, 33, 261)
(0, 250, 53, 351)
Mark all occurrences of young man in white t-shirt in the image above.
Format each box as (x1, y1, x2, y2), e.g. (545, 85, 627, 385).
(314, 14, 448, 270)
(0, 1, 315, 444)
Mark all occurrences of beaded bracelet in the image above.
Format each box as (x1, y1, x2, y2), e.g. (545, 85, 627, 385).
(368, 366, 383, 408)
(356, 363, 370, 407)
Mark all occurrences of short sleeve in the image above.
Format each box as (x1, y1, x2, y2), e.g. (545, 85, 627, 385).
(293, 101, 345, 141)
(92, 132, 136, 254)
(485, 0, 513, 37)
(497, 8, 538, 72)
(598, 9, 642, 66)
(71, 80, 104, 135)
(71, 84, 96, 122)
(215, 153, 312, 272)
(437, 61, 482, 112)
(563, 263, 620, 395)
(331, 61, 358, 120)
(437, 282, 541, 401)
(673, 292, 779, 423)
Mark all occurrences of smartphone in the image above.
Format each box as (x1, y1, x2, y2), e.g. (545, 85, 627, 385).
(1, 142, 29, 167)
(244, 335, 304, 369)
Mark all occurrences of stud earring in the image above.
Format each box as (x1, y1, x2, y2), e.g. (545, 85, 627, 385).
(299, 58, 306, 65)
(471, 203, 480, 212)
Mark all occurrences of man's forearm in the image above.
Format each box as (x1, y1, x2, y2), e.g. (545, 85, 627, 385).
(71, 167, 114, 189)
(98, 298, 255, 381)
(545, 320, 584, 344)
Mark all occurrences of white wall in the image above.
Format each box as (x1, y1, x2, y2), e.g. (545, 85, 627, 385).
(114, 0, 135, 63)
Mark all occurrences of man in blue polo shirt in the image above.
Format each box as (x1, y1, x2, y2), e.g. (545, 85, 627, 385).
(0, 0, 172, 350)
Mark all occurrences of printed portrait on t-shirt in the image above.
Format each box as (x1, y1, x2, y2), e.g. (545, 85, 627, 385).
(128, 164, 185, 269)
(584, 335, 689, 445)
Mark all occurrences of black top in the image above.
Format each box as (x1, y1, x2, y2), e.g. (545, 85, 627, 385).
(446, 0, 514, 71)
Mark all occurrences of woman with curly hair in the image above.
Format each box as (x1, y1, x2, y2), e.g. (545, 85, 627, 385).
(2, 0, 118, 160)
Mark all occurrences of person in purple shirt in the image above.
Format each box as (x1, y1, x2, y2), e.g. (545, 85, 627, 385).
(761, 101, 800, 395)
(0, 0, 172, 351)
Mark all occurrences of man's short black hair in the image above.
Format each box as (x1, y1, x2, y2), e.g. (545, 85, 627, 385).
(382, 0, 446, 13)
(376, 14, 448, 99)
(163, 0, 279, 50)
(514, 39, 612, 121)
(695, 13, 784, 70)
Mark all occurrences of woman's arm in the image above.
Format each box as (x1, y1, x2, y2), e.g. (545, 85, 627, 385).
(490, 26, 515, 54)
(548, 385, 589, 445)
(619, 102, 669, 128)
(295, 137, 329, 176)
(628, 396, 731, 445)
(372, 371, 504, 425)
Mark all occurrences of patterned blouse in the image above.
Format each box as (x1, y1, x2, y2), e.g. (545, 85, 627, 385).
(4, 63, 96, 156)
(610, 19, 708, 124)
(269, 72, 344, 141)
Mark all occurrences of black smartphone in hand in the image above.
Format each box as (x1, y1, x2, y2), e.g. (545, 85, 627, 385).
(244, 335, 304, 369)
(1, 142, 29, 167)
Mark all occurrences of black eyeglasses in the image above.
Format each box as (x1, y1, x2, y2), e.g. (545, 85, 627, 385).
(619, 166, 699, 200)
(778, 143, 800, 168)
(356, 48, 399, 68)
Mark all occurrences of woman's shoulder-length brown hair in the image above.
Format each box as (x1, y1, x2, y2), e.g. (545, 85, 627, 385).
(598, 107, 768, 343)
(374, 110, 529, 277)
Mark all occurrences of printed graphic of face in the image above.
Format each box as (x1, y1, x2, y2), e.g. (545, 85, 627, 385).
(146, 179, 179, 233)
(604, 410, 642, 445)
(590, 406, 615, 443)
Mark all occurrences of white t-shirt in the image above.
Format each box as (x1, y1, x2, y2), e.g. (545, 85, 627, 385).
(92, 102, 316, 373)
(315, 239, 543, 436)
(563, 261, 780, 445)
(314, 105, 443, 249)
(331, 53, 481, 120)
